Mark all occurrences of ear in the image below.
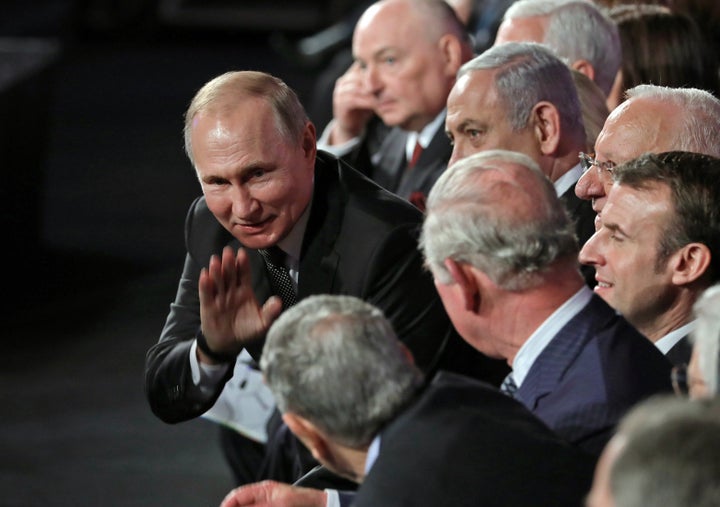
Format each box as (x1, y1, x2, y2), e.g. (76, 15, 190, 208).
(283, 412, 331, 464)
(530, 101, 561, 156)
(443, 258, 481, 313)
(669, 243, 712, 286)
(301, 121, 317, 162)
(437, 34, 465, 77)
(571, 59, 595, 83)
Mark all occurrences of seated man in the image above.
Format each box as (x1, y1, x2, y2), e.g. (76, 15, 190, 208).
(586, 395, 720, 507)
(574, 85, 720, 365)
(494, 0, 621, 98)
(580, 152, 720, 366)
(420, 149, 673, 456)
(221, 294, 596, 507)
(445, 41, 596, 286)
(318, 0, 474, 208)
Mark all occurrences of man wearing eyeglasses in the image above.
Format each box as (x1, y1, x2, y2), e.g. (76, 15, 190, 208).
(445, 41, 596, 286)
(575, 84, 720, 230)
(579, 151, 720, 366)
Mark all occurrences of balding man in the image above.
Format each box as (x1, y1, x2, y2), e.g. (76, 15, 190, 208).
(318, 0, 474, 208)
(421, 149, 672, 456)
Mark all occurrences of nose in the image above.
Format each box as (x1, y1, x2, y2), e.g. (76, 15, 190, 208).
(363, 64, 383, 95)
(575, 168, 604, 201)
(230, 185, 260, 219)
(578, 229, 603, 268)
(448, 142, 466, 167)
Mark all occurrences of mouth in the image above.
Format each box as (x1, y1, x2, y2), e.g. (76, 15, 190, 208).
(235, 216, 274, 233)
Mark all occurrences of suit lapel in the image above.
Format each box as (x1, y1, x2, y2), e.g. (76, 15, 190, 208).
(296, 154, 343, 299)
(395, 125, 452, 198)
(371, 128, 408, 192)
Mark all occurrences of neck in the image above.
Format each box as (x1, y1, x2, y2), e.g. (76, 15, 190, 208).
(491, 267, 585, 365)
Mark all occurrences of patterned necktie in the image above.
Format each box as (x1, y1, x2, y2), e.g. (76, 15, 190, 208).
(500, 372, 518, 398)
(258, 247, 297, 309)
(407, 141, 423, 170)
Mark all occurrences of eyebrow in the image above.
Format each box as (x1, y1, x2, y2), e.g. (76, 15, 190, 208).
(603, 220, 628, 238)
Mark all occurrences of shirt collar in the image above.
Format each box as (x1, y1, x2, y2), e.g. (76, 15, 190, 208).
(655, 320, 696, 354)
(276, 194, 313, 265)
(553, 162, 583, 197)
(512, 285, 594, 387)
(405, 109, 446, 159)
(364, 435, 381, 476)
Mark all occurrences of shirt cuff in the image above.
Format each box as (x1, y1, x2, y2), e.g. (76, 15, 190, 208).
(189, 339, 231, 396)
(324, 489, 340, 507)
(317, 120, 361, 157)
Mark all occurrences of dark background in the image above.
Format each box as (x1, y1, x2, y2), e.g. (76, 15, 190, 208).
(2, 1, 353, 505)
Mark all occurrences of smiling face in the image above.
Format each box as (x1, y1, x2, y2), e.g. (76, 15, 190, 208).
(190, 97, 316, 250)
(352, 0, 458, 132)
(445, 71, 540, 167)
(579, 181, 678, 333)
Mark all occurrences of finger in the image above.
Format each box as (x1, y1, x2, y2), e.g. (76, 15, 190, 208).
(221, 246, 237, 290)
(208, 254, 224, 295)
(261, 296, 284, 328)
(235, 248, 251, 287)
(198, 267, 213, 304)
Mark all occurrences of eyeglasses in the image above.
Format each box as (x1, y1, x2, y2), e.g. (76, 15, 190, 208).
(579, 152, 616, 174)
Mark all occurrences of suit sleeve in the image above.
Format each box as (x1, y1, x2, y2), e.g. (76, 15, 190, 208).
(144, 198, 235, 423)
(360, 222, 452, 373)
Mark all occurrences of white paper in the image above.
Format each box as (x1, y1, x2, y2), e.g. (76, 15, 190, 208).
(201, 350, 276, 443)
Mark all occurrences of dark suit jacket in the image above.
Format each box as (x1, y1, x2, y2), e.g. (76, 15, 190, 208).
(145, 151, 506, 423)
(352, 371, 596, 507)
(665, 335, 692, 366)
(560, 183, 596, 287)
(343, 119, 451, 204)
(515, 294, 674, 457)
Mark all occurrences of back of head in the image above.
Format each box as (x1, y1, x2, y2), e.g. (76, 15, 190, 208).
(609, 396, 720, 507)
(183, 70, 309, 167)
(503, 0, 621, 95)
(626, 85, 720, 158)
(612, 151, 720, 286)
(420, 149, 578, 290)
(260, 295, 424, 448)
(610, 4, 719, 104)
(691, 283, 720, 396)
(460, 41, 584, 136)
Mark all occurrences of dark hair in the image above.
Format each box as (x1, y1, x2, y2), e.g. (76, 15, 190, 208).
(610, 4, 720, 100)
(613, 151, 720, 283)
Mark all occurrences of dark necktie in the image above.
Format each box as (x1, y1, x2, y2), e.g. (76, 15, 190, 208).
(258, 247, 297, 309)
(407, 141, 423, 170)
(500, 372, 518, 398)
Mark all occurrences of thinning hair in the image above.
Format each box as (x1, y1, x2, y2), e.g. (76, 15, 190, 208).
(609, 396, 720, 507)
(260, 295, 424, 448)
(183, 70, 308, 168)
(459, 41, 584, 136)
(411, 0, 472, 47)
(625, 85, 720, 158)
(502, 0, 621, 95)
(612, 151, 720, 282)
(420, 149, 578, 290)
(691, 283, 720, 396)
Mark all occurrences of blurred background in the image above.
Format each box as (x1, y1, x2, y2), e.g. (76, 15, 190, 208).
(1, 1, 359, 505)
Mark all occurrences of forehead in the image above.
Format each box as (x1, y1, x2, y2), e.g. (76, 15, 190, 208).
(447, 71, 503, 117)
(604, 181, 673, 227)
(353, 1, 429, 54)
(596, 98, 677, 163)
